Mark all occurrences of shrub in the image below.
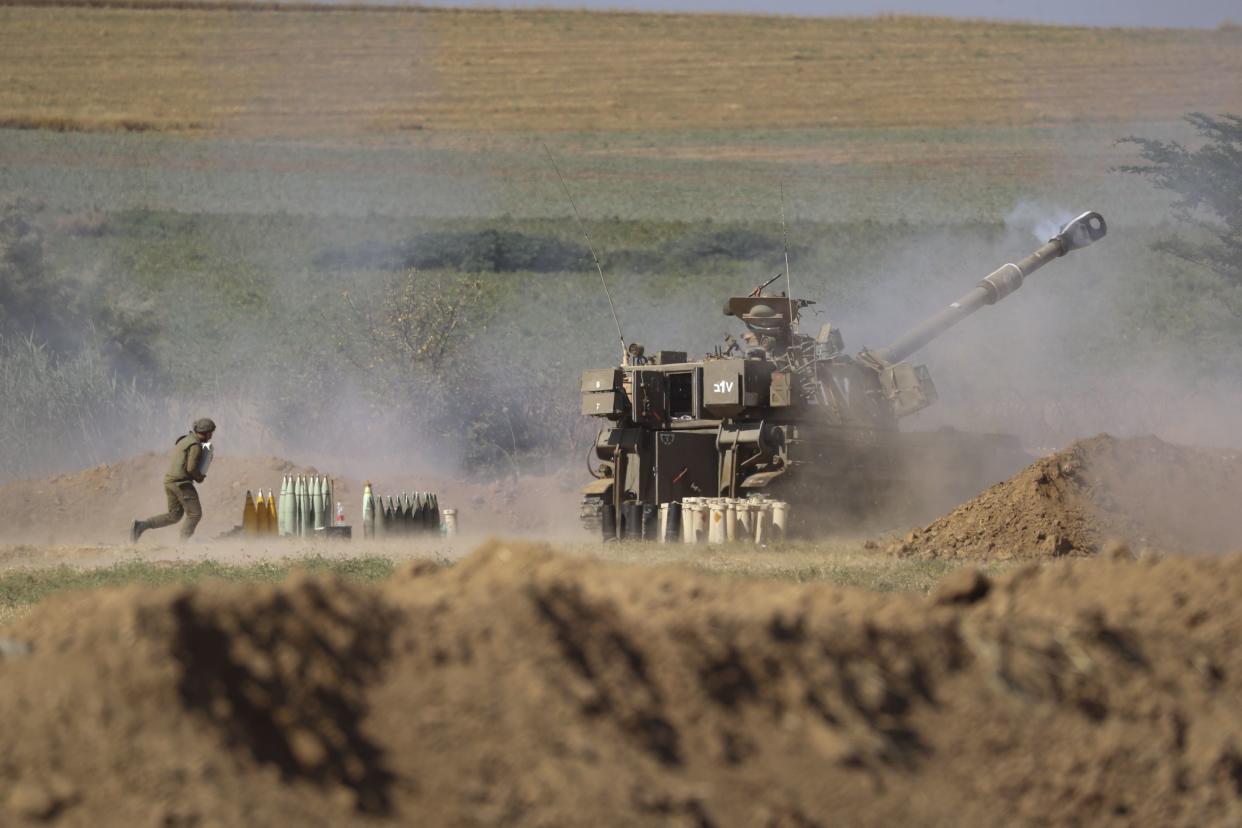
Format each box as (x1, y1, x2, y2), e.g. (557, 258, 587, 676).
(403, 229, 588, 273)
(0, 335, 165, 480)
(1118, 112, 1242, 292)
(316, 229, 589, 274)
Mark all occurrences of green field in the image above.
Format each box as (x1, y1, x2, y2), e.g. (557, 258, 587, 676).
(0, 124, 1174, 224)
(1, 3, 1239, 486)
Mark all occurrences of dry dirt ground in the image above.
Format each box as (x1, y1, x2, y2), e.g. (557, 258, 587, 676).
(893, 434, 1242, 560)
(2, 434, 1242, 825)
(0, 450, 583, 568)
(3, 541, 1242, 826)
(3, 433, 1237, 569)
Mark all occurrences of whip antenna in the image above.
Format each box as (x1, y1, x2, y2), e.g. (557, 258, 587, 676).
(543, 144, 627, 361)
(780, 181, 794, 327)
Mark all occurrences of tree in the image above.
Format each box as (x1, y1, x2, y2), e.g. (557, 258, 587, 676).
(1117, 113, 1242, 288)
(344, 268, 483, 397)
(341, 268, 498, 456)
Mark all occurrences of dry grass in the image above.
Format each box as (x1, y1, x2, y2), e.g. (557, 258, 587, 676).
(0, 3, 1239, 139)
(0, 536, 1004, 625)
(0, 553, 398, 625)
(558, 538, 1010, 591)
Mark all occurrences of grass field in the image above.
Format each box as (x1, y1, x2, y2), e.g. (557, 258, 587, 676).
(565, 539, 983, 590)
(1, 4, 1240, 138)
(0, 553, 399, 624)
(0, 539, 999, 625)
(0, 123, 1175, 225)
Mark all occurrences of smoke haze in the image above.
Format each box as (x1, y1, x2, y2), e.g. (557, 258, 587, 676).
(2, 8, 1239, 541)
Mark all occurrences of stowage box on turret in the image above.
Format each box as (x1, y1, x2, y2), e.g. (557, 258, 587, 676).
(579, 211, 1108, 539)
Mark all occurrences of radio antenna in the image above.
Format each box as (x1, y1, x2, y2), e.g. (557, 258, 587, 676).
(779, 181, 795, 328)
(543, 144, 627, 361)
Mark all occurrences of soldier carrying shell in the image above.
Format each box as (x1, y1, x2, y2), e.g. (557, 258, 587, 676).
(130, 417, 216, 543)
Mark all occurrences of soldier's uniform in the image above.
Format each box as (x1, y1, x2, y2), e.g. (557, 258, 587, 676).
(131, 417, 215, 542)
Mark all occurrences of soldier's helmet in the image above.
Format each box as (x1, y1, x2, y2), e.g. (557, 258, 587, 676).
(193, 417, 216, 435)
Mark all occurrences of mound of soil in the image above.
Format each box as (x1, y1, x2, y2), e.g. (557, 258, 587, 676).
(4, 542, 1242, 826)
(892, 434, 1242, 560)
(0, 451, 579, 545)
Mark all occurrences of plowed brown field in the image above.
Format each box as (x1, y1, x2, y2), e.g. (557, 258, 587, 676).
(1, 4, 1240, 136)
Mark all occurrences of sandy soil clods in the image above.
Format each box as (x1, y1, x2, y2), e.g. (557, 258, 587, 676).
(3, 541, 1242, 826)
(892, 434, 1242, 560)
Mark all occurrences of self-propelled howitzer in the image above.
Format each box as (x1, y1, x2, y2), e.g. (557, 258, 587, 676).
(579, 211, 1108, 539)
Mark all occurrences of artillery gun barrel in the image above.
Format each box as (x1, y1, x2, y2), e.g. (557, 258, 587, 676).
(873, 211, 1106, 364)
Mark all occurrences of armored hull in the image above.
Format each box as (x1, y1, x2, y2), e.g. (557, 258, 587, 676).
(579, 211, 1107, 540)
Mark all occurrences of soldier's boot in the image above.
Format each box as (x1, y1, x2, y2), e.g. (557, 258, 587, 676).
(131, 520, 147, 543)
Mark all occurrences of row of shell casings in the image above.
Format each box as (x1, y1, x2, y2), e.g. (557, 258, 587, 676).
(360, 485, 449, 538)
(676, 497, 790, 544)
(609, 497, 790, 544)
(277, 475, 336, 537)
(241, 489, 278, 536)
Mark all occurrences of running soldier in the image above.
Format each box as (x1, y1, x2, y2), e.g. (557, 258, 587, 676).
(130, 417, 215, 542)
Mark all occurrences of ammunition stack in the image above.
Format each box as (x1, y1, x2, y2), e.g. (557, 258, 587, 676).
(276, 475, 337, 537)
(360, 482, 445, 539)
(241, 490, 279, 537)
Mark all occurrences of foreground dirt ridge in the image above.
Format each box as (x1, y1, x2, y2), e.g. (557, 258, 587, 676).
(3, 542, 1241, 826)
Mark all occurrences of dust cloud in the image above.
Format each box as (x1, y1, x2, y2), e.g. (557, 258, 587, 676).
(815, 202, 1242, 454)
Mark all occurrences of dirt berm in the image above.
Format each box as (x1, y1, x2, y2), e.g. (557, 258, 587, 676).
(893, 434, 1242, 560)
(4, 541, 1242, 826)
